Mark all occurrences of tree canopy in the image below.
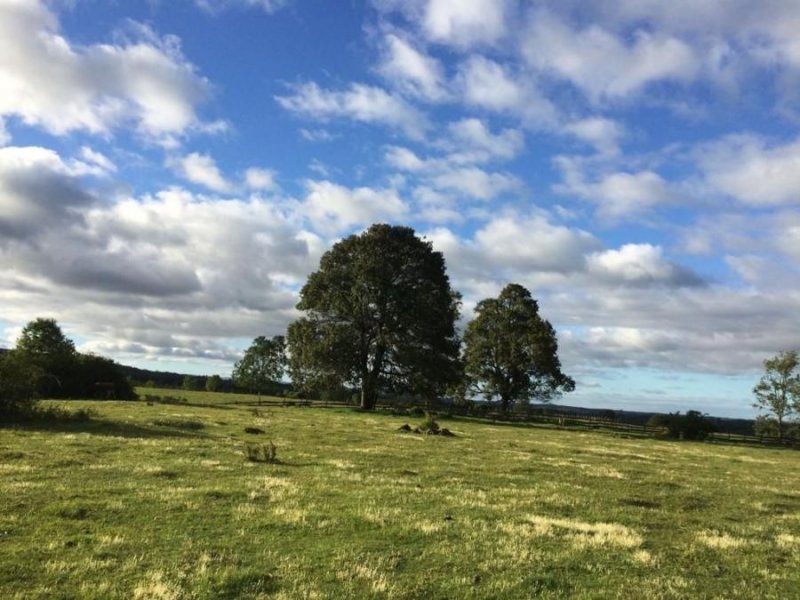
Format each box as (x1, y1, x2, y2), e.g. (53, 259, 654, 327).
(753, 350, 800, 441)
(287, 224, 461, 409)
(233, 335, 287, 399)
(3, 318, 135, 408)
(463, 283, 574, 412)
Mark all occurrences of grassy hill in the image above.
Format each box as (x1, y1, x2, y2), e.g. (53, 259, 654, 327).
(1, 391, 798, 598)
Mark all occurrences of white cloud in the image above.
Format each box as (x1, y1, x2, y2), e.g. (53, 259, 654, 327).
(276, 81, 427, 138)
(79, 146, 117, 174)
(522, 10, 698, 102)
(564, 117, 625, 154)
(421, 0, 510, 48)
(432, 166, 521, 201)
(474, 215, 599, 273)
(587, 244, 703, 286)
(698, 135, 800, 205)
(456, 55, 557, 125)
(0, 1, 212, 144)
(385, 146, 429, 171)
(244, 167, 277, 191)
(194, 0, 288, 14)
(301, 180, 408, 233)
(171, 152, 234, 193)
(445, 118, 524, 162)
(377, 34, 448, 101)
(556, 157, 673, 221)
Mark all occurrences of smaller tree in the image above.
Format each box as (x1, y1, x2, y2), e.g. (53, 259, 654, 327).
(233, 336, 287, 400)
(463, 283, 574, 412)
(205, 374, 223, 393)
(753, 350, 800, 442)
(181, 375, 201, 391)
(16, 318, 77, 398)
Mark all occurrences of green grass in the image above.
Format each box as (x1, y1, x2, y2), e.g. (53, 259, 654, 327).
(1, 393, 799, 599)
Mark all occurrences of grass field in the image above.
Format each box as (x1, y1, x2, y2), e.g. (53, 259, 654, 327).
(1, 392, 799, 599)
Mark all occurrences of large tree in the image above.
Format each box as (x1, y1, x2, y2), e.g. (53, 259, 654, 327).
(753, 350, 800, 441)
(233, 335, 287, 400)
(287, 224, 461, 410)
(463, 283, 574, 412)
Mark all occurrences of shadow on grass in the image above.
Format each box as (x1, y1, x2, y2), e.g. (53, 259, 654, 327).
(1, 414, 208, 440)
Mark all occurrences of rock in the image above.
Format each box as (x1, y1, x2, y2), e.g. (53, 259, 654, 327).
(244, 427, 265, 434)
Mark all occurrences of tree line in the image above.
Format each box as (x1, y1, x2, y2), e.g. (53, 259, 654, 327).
(0, 318, 135, 417)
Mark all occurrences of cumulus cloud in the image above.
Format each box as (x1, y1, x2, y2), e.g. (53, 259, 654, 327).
(698, 135, 800, 206)
(455, 55, 557, 125)
(376, 0, 511, 48)
(0, 160, 322, 366)
(474, 215, 599, 273)
(276, 81, 427, 139)
(377, 34, 448, 101)
(445, 118, 524, 162)
(244, 167, 278, 191)
(301, 180, 408, 233)
(522, 10, 698, 102)
(587, 244, 704, 287)
(421, 0, 510, 48)
(0, 145, 96, 239)
(555, 157, 673, 221)
(170, 152, 234, 193)
(431, 167, 521, 201)
(564, 117, 625, 155)
(0, 1, 213, 144)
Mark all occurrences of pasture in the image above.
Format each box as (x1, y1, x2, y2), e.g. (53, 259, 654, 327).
(1, 392, 799, 599)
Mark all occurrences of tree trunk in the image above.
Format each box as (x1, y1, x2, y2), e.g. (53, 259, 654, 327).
(360, 385, 376, 410)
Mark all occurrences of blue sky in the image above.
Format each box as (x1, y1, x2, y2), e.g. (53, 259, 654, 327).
(2, 0, 800, 418)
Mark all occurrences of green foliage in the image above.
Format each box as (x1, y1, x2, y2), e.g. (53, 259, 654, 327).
(205, 374, 223, 392)
(16, 318, 76, 397)
(0, 350, 41, 417)
(8, 318, 135, 402)
(288, 224, 461, 410)
(72, 353, 137, 400)
(233, 335, 287, 398)
(463, 283, 575, 412)
(647, 411, 716, 441)
(182, 375, 202, 391)
(753, 350, 800, 441)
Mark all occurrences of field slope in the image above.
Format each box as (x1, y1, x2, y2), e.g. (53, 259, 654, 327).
(1, 394, 799, 599)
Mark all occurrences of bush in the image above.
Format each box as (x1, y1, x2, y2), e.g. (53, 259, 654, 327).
(245, 441, 277, 463)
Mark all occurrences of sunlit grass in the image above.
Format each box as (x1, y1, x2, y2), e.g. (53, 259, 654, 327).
(1, 393, 799, 598)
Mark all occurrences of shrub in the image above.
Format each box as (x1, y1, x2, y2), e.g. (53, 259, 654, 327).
(245, 441, 277, 463)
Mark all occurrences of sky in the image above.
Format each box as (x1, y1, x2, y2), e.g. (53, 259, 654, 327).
(1, 0, 799, 418)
